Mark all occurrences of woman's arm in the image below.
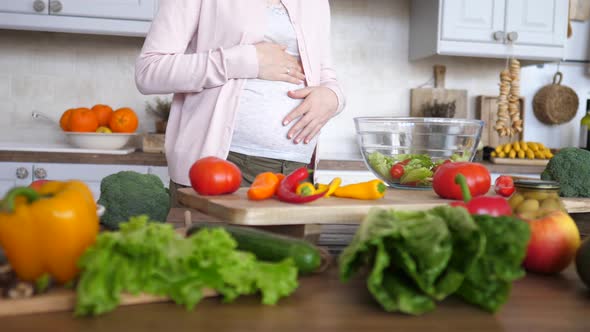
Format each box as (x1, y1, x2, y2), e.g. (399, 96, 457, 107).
(282, 1, 345, 144)
(135, 0, 258, 95)
(318, 0, 346, 114)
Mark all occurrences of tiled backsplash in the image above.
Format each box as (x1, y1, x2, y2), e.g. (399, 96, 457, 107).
(0, 0, 579, 157)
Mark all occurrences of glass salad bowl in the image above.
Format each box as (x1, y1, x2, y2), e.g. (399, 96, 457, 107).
(355, 117, 484, 190)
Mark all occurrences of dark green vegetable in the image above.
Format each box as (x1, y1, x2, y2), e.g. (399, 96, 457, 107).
(541, 147, 590, 197)
(339, 206, 529, 315)
(97, 171, 170, 229)
(456, 214, 530, 312)
(187, 223, 322, 274)
(76, 216, 298, 316)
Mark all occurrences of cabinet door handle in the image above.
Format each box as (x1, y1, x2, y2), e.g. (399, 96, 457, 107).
(493, 31, 505, 41)
(16, 167, 29, 180)
(34, 168, 47, 180)
(507, 31, 519, 42)
(33, 0, 46, 13)
(49, 0, 62, 13)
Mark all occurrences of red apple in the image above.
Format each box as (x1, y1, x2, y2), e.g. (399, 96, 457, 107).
(523, 210, 581, 274)
(29, 179, 50, 191)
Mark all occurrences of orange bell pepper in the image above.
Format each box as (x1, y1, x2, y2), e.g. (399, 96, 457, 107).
(0, 180, 99, 283)
(247, 172, 280, 201)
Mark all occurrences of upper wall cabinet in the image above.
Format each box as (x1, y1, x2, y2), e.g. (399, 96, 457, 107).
(410, 0, 569, 61)
(0, 0, 158, 37)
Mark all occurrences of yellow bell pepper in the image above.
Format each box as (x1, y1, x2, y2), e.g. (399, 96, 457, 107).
(0, 180, 99, 283)
(333, 179, 387, 200)
(315, 177, 342, 197)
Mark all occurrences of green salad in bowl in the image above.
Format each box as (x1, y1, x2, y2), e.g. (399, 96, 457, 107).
(367, 152, 469, 189)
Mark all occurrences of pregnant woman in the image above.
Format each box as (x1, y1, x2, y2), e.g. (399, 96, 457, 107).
(135, 0, 345, 206)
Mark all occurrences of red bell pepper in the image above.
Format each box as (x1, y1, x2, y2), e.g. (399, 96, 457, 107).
(451, 174, 512, 216)
(276, 167, 325, 204)
(494, 175, 515, 197)
(432, 162, 491, 200)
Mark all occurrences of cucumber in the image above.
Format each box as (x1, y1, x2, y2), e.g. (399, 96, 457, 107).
(187, 223, 322, 274)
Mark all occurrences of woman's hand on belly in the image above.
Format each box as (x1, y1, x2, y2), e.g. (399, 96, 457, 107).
(282, 87, 339, 144)
(255, 42, 306, 85)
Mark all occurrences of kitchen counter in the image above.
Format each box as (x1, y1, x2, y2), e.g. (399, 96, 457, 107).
(0, 150, 167, 166)
(0, 150, 546, 174)
(1, 265, 588, 331)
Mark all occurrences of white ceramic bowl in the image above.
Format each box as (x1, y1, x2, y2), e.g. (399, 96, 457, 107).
(65, 132, 136, 150)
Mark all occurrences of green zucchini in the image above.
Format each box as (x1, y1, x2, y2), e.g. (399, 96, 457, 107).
(187, 223, 322, 274)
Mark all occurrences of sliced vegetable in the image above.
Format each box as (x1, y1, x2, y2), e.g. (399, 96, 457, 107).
(451, 174, 512, 217)
(333, 179, 387, 200)
(390, 164, 405, 179)
(187, 223, 322, 274)
(248, 172, 280, 201)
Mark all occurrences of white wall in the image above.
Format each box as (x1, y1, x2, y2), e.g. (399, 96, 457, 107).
(0, 0, 587, 157)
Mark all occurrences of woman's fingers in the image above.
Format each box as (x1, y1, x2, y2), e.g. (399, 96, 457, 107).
(293, 116, 319, 144)
(284, 101, 311, 128)
(280, 74, 303, 85)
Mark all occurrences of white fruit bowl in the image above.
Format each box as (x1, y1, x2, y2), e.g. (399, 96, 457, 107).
(65, 132, 136, 150)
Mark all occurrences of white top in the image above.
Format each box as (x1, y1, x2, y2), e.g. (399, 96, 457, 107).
(229, 3, 316, 163)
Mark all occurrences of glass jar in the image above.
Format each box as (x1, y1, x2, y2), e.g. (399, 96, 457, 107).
(508, 179, 566, 220)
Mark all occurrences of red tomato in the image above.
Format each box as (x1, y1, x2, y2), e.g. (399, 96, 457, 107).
(189, 156, 242, 195)
(390, 164, 405, 179)
(494, 175, 515, 197)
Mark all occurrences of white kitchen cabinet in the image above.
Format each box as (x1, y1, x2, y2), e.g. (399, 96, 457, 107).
(0, 162, 159, 201)
(410, 0, 569, 61)
(0, 0, 157, 37)
(53, 0, 157, 21)
(0, 163, 33, 198)
(504, 0, 568, 47)
(33, 163, 150, 200)
(0, 1, 48, 15)
(441, 0, 506, 43)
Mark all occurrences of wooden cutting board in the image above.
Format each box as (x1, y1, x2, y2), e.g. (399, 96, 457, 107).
(476, 95, 525, 147)
(410, 65, 468, 119)
(177, 187, 456, 226)
(177, 187, 590, 225)
(490, 157, 549, 166)
(0, 288, 217, 317)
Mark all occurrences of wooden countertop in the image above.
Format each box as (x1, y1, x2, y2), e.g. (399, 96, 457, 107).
(1, 265, 587, 331)
(0, 149, 544, 174)
(0, 150, 167, 166)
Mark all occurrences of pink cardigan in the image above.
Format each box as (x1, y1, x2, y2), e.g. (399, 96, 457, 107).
(135, 0, 345, 186)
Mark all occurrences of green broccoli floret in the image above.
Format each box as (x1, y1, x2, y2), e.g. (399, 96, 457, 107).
(97, 171, 170, 229)
(540, 147, 590, 197)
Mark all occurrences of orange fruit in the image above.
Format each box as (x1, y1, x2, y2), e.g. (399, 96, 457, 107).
(59, 108, 74, 131)
(110, 107, 138, 133)
(91, 104, 113, 127)
(69, 108, 99, 132)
